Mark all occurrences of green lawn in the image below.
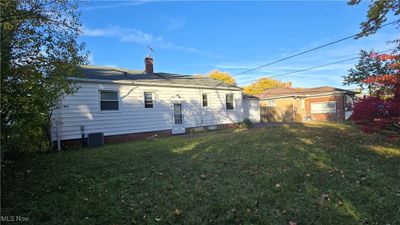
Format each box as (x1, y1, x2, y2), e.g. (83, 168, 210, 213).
(2, 122, 400, 225)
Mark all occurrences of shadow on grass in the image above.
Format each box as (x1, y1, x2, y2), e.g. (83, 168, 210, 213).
(2, 122, 399, 225)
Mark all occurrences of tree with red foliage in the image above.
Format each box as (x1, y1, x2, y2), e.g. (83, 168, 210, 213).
(351, 53, 400, 133)
(347, 0, 400, 135)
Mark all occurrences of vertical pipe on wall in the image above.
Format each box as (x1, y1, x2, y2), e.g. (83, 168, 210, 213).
(55, 113, 61, 151)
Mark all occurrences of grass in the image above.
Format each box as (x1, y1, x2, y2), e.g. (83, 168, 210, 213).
(2, 122, 400, 225)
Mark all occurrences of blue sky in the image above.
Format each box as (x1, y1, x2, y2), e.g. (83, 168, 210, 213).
(79, 1, 398, 89)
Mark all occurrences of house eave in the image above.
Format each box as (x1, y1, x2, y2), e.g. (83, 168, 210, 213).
(68, 77, 242, 91)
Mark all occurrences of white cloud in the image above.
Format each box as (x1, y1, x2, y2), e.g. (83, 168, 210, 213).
(79, 1, 152, 11)
(82, 25, 221, 58)
(83, 27, 109, 37)
(87, 53, 94, 64)
(164, 16, 186, 31)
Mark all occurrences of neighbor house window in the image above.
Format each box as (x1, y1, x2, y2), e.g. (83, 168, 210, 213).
(144, 92, 153, 108)
(344, 95, 354, 111)
(226, 94, 234, 110)
(300, 99, 305, 108)
(100, 91, 119, 111)
(202, 93, 208, 107)
(266, 100, 276, 107)
(311, 101, 336, 113)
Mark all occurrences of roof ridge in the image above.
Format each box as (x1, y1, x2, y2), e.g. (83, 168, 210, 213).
(81, 65, 144, 74)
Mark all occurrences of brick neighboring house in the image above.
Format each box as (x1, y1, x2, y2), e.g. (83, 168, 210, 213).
(255, 86, 357, 122)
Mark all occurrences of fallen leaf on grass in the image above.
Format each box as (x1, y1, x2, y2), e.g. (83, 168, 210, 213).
(174, 208, 182, 216)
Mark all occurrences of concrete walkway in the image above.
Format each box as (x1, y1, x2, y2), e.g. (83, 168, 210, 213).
(180, 122, 285, 139)
(250, 122, 285, 129)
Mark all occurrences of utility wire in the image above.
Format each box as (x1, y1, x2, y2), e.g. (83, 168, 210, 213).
(239, 48, 394, 85)
(233, 20, 399, 77)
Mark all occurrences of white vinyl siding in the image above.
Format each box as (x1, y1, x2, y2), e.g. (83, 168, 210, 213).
(243, 99, 260, 122)
(311, 101, 336, 113)
(52, 83, 243, 141)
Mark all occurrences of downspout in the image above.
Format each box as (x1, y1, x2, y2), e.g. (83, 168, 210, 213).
(55, 110, 61, 151)
(56, 125, 61, 151)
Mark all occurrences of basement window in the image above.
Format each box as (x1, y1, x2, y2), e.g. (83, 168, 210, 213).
(100, 91, 119, 111)
(144, 92, 154, 108)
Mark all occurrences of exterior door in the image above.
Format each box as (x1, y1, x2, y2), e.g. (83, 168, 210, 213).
(172, 103, 185, 134)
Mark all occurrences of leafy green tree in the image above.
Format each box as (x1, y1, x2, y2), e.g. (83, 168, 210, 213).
(1, 0, 87, 155)
(343, 50, 394, 94)
(349, 0, 399, 38)
(346, 0, 399, 94)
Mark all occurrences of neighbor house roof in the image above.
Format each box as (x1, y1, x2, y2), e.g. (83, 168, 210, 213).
(73, 65, 241, 90)
(243, 94, 259, 100)
(255, 86, 357, 99)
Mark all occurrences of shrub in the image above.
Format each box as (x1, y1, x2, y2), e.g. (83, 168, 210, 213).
(349, 52, 400, 135)
(239, 118, 253, 129)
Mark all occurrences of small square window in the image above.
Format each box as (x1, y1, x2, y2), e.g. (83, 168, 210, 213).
(226, 94, 234, 110)
(202, 94, 208, 107)
(266, 100, 276, 107)
(100, 91, 119, 111)
(144, 92, 153, 108)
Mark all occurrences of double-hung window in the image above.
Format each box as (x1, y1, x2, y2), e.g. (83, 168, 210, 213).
(202, 93, 208, 107)
(144, 92, 153, 108)
(226, 94, 234, 110)
(100, 91, 119, 111)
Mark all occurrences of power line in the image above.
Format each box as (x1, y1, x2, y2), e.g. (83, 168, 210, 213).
(239, 57, 359, 84)
(239, 48, 394, 85)
(233, 20, 399, 77)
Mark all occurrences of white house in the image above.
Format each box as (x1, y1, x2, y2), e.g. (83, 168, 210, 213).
(52, 56, 260, 148)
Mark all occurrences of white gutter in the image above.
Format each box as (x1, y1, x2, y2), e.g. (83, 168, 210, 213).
(68, 77, 242, 91)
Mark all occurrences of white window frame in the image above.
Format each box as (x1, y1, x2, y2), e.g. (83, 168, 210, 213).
(202, 93, 208, 108)
(266, 99, 276, 107)
(310, 101, 336, 114)
(226, 93, 234, 110)
(144, 91, 155, 109)
(99, 90, 120, 112)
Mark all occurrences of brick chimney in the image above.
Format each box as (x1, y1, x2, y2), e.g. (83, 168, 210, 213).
(144, 55, 154, 74)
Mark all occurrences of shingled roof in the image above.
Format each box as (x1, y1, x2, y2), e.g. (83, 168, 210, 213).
(77, 65, 241, 90)
(255, 86, 356, 99)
